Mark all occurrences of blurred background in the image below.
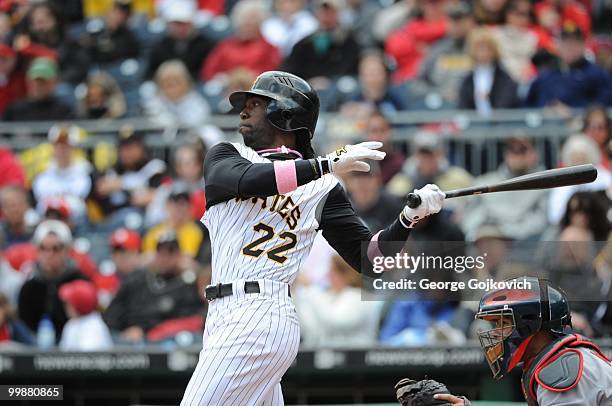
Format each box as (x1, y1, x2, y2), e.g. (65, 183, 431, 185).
(0, 0, 610, 404)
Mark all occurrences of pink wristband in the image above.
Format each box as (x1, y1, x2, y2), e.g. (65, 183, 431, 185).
(274, 160, 298, 194)
(367, 230, 384, 263)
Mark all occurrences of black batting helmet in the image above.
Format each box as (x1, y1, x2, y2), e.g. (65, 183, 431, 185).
(475, 276, 572, 380)
(229, 71, 320, 139)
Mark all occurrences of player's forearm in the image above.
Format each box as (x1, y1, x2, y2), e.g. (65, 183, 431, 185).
(236, 159, 321, 197)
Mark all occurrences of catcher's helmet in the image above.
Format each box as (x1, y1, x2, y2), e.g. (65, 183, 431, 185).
(475, 276, 571, 380)
(229, 71, 320, 139)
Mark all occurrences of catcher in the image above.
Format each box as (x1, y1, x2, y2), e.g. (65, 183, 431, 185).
(395, 276, 612, 405)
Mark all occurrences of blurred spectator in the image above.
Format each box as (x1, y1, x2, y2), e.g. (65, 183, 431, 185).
(145, 0, 215, 80)
(548, 134, 611, 224)
(342, 0, 381, 48)
(0, 292, 35, 346)
(142, 183, 206, 259)
(362, 110, 405, 184)
(472, 224, 513, 279)
(417, 1, 475, 105)
(342, 163, 404, 231)
(474, 0, 508, 25)
(534, 0, 591, 39)
(0, 44, 26, 115)
(458, 28, 520, 115)
(109, 228, 142, 280)
(58, 280, 113, 351)
(201, 0, 280, 81)
(16, 2, 89, 84)
(526, 25, 612, 108)
(0, 239, 25, 306)
(281, 0, 360, 82)
(0, 12, 11, 44)
(146, 142, 206, 227)
(371, 0, 414, 44)
(76, 71, 126, 119)
(461, 136, 549, 241)
(296, 255, 380, 347)
(0, 146, 26, 188)
(216, 67, 257, 114)
(387, 132, 473, 199)
(261, 0, 318, 57)
(492, 0, 539, 83)
(0, 185, 35, 248)
(558, 191, 610, 241)
(379, 300, 464, 346)
(341, 50, 408, 114)
(103, 232, 203, 343)
(90, 126, 166, 229)
(582, 105, 610, 169)
(32, 125, 92, 226)
(18, 220, 89, 338)
(142, 60, 211, 128)
(158, 0, 225, 19)
(3, 57, 74, 121)
(79, 0, 139, 64)
(385, 0, 449, 83)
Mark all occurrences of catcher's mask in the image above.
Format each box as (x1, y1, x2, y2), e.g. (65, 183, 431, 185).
(229, 71, 320, 139)
(475, 276, 571, 380)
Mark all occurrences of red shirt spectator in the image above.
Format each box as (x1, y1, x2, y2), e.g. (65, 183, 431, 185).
(385, 0, 448, 83)
(535, 0, 591, 39)
(0, 45, 26, 115)
(201, 0, 279, 81)
(0, 147, 26, 188)
(201, 36, 280, 81)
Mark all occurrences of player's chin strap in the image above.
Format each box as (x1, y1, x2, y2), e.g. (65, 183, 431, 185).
(257, 146, 303, 159)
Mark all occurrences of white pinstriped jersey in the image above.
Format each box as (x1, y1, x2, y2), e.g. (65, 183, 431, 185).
(202, 142, 339, 285)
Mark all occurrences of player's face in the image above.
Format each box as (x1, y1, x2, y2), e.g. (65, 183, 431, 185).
(239, 96, 276, 150)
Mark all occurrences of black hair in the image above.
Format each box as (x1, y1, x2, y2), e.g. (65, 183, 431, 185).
(582, 104, 611, 146)
(560, 191, 610, 241)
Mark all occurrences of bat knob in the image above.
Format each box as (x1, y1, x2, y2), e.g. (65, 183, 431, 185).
(406, 193, 422, 208)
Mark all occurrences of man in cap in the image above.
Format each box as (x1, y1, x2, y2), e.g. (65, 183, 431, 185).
(461, 135, 548, 241)
(417, 1, 475, 104)
(17, 220, 89, 339)
(145, 0, 214, 80)
(103, 231, 203, 343)
(387, 131, 473, 199)
(428, 277, 612, 405)
(109, 228, 142, 281)
(526, 24, 612, 107)
(32, 125, 92, 227)
(3, 57, 74, 121)
(281, 0, 360, 81)
(142, 182, 205, 259)
(91, 125, 166, 228)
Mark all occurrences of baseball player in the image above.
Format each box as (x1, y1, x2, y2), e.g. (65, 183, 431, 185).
(180, 71, 445, 405)
(399, 276, 612, 406)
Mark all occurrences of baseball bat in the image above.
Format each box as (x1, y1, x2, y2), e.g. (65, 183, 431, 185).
(406, 164, 598, 208)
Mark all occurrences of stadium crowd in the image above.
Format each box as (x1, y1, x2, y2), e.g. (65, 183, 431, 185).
(0, 0, 610, 351)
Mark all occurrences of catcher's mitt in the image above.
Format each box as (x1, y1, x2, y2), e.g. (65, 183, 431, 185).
(394, 378, 452, 406)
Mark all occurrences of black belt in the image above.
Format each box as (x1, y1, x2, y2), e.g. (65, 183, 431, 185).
(205, 281, 291, 301)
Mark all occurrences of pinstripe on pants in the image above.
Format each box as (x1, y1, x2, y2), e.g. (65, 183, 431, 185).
(181, 280, 300, 406)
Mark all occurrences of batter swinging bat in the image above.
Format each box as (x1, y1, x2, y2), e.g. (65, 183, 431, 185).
(406, 164, 598, 208)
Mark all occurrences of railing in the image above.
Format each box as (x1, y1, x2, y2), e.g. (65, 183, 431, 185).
(0, 108, 589, 175)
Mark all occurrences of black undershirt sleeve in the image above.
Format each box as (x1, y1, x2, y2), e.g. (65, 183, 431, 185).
(204, 142, 318, 208)
(318, 184, 411, 275)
